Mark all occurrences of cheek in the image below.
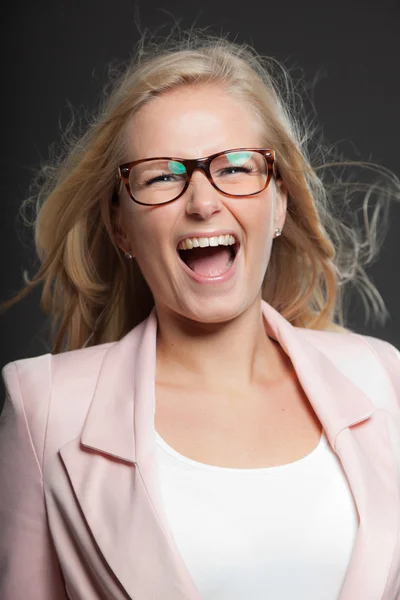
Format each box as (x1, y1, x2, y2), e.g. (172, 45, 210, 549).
(241, 193, 276, 267)
(130, 221, 158, 259)
(120, 202, 154, 254)
(241, 192, 276, 240)
(124, 207, 174, 275)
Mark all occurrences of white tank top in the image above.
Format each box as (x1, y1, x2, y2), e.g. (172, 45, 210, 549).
(155, 428, 359, 600)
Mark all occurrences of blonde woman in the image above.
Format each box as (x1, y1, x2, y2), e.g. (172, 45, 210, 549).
(1, 31, 399, 600)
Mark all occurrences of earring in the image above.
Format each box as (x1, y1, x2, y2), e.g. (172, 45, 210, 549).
(124, 251, 133, 259)
(274, 228, 282, 238)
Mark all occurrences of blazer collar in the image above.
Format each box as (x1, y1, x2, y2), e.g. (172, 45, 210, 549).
(80, 299, 375, 460)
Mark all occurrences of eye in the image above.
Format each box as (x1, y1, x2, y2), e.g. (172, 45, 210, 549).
(219, 166, 254, 175)
(132, 159, 187, 189)
(144, 173, 179, 186)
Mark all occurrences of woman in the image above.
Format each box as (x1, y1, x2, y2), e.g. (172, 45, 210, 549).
(1, 31, 399, 600)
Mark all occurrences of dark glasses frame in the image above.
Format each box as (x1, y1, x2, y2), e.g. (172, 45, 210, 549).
(115, 147, 278, 206)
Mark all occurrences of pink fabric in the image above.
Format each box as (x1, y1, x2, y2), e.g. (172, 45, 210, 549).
(1, 300, 400, 600)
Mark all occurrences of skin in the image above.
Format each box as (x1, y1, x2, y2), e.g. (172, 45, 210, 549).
(114, 83, 289, 398)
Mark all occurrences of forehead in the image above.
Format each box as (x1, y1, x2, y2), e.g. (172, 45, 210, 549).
(124, 84, 265, 160)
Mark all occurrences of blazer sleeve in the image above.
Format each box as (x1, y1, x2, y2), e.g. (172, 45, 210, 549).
(0, 360, 68, 600)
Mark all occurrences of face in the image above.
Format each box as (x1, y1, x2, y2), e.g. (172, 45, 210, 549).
(114, 84, 287, 326)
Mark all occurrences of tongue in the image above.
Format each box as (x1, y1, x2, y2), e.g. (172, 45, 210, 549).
(183, 246, 232, 276)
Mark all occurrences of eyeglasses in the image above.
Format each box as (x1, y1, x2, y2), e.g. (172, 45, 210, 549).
(117, 148, 277, 206)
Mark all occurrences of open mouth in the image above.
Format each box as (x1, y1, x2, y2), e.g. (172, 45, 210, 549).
(177, 241, 239, 277)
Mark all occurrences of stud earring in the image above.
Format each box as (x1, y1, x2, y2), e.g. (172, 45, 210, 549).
(274, 228, 282, 238)
(124, 251, 133, 259)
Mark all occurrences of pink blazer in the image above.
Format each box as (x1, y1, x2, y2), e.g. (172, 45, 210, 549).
(1, 300, 400, 600)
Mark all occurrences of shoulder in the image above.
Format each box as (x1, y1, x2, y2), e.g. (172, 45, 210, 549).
(2, 341, 116, 399)
(295, 325, 397, 355)
(295, 326, 400, 406)
(1, 314, 152, 417)
(1, 342, 116, 453)
(295, 326, 399, 367)
(1, 316, 153, 461)
(355, 334, 400, 398)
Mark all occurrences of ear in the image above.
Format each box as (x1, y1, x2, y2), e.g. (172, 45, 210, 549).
(275, 178, 287, 231)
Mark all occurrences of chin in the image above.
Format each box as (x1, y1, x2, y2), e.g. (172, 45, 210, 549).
(175, 294, 258, 326)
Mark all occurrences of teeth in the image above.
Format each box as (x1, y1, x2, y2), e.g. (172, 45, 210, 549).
(178, 234, 237, 250)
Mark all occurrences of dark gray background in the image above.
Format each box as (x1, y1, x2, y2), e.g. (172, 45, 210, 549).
(1, 0, 399, 372)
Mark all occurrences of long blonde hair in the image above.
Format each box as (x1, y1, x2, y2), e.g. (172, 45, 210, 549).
(2, 29, 399, 352)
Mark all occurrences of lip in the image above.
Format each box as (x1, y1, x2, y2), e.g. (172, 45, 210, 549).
(177, 242, 240, 284)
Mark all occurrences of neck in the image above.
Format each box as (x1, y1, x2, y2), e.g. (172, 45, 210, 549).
(155, 297, 284, 393)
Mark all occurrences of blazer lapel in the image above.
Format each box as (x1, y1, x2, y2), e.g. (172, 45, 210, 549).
(59, 302, 400, 600)
(59, 313, 203, 599)
(261, 301, 400, 599)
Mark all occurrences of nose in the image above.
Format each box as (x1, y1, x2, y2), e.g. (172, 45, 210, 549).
(184, 169, 223, 219)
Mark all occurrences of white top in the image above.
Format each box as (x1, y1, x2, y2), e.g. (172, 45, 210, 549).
(155, 428, 359, 600)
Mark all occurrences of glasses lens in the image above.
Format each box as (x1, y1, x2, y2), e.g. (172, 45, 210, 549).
(210, 151, 268, 196)
(129, 159, 187, 205)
